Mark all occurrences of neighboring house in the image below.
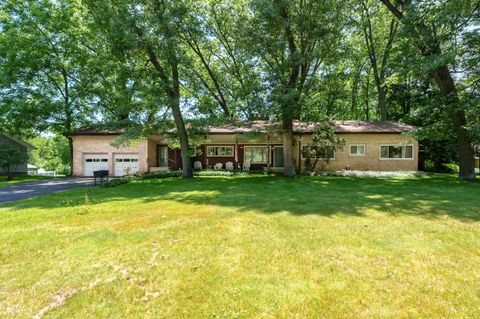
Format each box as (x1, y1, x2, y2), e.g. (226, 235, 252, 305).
(27, 164, 39, 175)
(0, 132, 35, 174)
(72, 120, 419, 177)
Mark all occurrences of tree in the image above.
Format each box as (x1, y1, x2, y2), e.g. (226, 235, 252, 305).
(0, 143, 28, 180)
(380, 0, 477, 180)
(29, 135, 71, 175)
(0, 0, 95, 175)
(247, 0, 346, 176)
(86, 0, 195, 177)
(359, 0, 398, 120)
(181, 0, 267, 120)
(302, 124, 345, 173)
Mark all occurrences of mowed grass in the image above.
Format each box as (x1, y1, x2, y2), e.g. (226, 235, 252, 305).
(0, 175, 479, 318)
(0, 175, 58, 188)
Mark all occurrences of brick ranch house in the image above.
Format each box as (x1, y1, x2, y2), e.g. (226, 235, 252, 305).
(71, 120, 419, 177)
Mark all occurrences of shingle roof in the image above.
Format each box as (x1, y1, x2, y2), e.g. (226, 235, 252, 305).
(0, 132, 36, 150)
(73, 120, 413, 135)
(208, 120, 413, 134)
(72, 126, 125, 135)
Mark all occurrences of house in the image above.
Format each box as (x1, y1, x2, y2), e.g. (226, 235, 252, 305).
(0, 132, 35, 174)
(71, 120, 419, 177)
(27, 164, 39, 175)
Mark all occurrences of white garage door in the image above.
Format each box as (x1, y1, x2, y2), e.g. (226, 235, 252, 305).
(84, 154, 109, 176)
(114, 153, 139, 176)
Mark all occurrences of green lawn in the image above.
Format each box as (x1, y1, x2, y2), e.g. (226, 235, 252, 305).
(0, 174, 59, 188)
(0, 175, 479, 318)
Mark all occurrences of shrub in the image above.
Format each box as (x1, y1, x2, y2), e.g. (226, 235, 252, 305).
(194, 170, 235, 176)
(101, 178, 130, 188)
(194, 169, 268, 176)
(141, 170, 183, 179)
(424, 160, 459, 173)
(140, 169, 271, 179)
(443, 163, 460, 173)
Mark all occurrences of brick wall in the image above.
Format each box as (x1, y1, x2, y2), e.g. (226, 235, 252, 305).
(72, 132, 419, 175)
(72, 135, 149, 176)
(297, 133, 419, 171)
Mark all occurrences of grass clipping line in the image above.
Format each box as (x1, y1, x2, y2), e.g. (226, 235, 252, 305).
(34, 244, 162, 318)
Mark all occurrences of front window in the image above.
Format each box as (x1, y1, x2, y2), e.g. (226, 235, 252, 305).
(349, 144, 365, 156)
(380, 145, 413, 159)
(207, 146, 234, 157)
(244, 146, 268, 164)
(302, 146, 335, 160)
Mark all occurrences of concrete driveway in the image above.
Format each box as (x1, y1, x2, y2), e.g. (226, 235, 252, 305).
(0, 178, 94, 203)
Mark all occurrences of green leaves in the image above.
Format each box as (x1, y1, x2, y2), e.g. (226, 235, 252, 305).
(0, 142, 28, 179)
(0, 0, 95, 137)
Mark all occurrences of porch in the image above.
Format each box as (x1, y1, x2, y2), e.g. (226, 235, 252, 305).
(146, 138, 286, 172)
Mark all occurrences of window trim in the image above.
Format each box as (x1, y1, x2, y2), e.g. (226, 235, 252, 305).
(379, 144, 414, 160)
(206, 145, 235, 157)
(301, 145, 336, 160)
(349, 144, 366, 157)
(243, 146, 269, 164)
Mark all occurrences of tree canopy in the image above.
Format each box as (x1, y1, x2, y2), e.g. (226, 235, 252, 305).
(0, 0, 478, 179)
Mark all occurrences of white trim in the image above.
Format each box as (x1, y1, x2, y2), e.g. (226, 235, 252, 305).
(379, 144, 414, 160)
(349, 144, 366, 157)
(301, 145, 335, 160)
(243, 146, 269, 164)
(206, 145, 234, 157)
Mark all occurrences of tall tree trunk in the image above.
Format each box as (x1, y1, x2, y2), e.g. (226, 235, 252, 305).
(351, 81, 357, 119)
(432, 65, 475, 180)
(171, 62, 193, 178)
(7, 166, 13, 181)
(364, 72, 370, 121)
(377, 84, 388, 121)
(172, 104, 192, 178)
(282, 120, 296, 177)
(361, 3, 397, 121)
(140, 21, 193, 178)
(380, 0, 475, 180)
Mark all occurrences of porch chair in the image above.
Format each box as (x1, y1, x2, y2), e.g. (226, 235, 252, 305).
(243, 161, 251, 171)
(225, 161, 234, 171)
(194, 161, 202, 170)
(214, 163, 223, 170)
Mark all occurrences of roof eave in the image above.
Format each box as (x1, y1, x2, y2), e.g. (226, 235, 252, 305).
(0, 132, 36, 150)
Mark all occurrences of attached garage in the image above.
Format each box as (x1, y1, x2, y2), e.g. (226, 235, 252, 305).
(114, 153, 139, 176)
(84, 154, 109, 176)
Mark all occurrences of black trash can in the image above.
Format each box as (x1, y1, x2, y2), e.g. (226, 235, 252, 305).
(93, 170, 109, 186)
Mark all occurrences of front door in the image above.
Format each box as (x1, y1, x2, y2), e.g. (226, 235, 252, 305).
(273, 147, 284, 167)
(157, 145, 169, 167)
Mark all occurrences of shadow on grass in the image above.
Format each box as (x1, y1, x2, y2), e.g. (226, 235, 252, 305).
(1, 174, 479, 222)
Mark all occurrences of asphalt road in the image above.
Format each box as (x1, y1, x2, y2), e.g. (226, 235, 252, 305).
(0, 178, 94, 203)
